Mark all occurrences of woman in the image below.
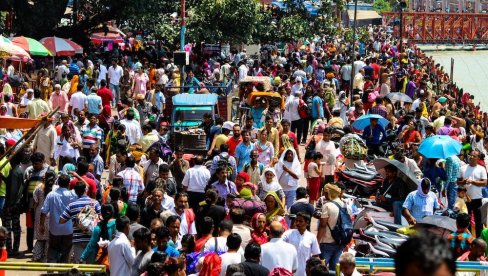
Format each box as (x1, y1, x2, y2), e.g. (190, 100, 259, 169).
(264, 191, 288, 229)
(32, 170, 56, 262)
(39, 68, 51, 100)
(251, 213, 268, 245)
(257, 168, 284, 202)
(0, 83, 12, 104)
(54, 124, 81, 169)
(108, 187, 127, 217)
(133, 67, 149, 97)
(98, 105, 113, 134)
(166, 215, 182, 249)
(80, 204, 116, 265)
(255, 129, 274, 167)
(398, 120, 422, 146)
(86, 60, 94, 79)
(68, 74, 79, 97)
(275, 149, 302, 209)
(163, 257, 186, 276)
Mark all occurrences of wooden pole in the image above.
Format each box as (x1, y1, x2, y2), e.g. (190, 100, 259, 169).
(0, 106, 60, 171)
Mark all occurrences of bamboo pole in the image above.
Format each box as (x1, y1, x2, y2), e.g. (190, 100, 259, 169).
(0, 106, 60, 171)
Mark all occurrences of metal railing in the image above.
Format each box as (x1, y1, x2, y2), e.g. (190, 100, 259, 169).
(336, 257, 488, 276)
(0, 262, 106, 273)
(165, 80, 234, 96)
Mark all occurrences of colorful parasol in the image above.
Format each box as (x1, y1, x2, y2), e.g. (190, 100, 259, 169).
(65, 39, 83, 54)
(0, 35, 11, 44)
(0, 42, 31, 61)
(90, 32, 124, 43)
(11, 36, 51, 56)
(40, 36, 82, 56)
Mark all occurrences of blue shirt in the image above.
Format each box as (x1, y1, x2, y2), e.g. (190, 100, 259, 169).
(235, 142, 254, 172)
(153, 244, 180, 257)
(311, 96, 324, 119)
(90, 154, 104, 178)
(41, 187, 77, 236)
(154, 91, 165, 112)
(362, 124, 387, 146)
(86, 93, 102, 114)
(402, 191, 439, 221)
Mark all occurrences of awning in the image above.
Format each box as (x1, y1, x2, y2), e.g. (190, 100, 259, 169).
(0, 117, 40, 129)
(347, 10, 382, 21)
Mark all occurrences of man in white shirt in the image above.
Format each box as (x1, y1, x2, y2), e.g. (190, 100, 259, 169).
(55, 60, 69, 83)
(108, 59, 124, 104)
(353, 57, 366, 75)
(7, 61, 15, 77)
(458, 150, 487, 236)
(69, 88, 87, 116)
(260, 221, 298, 274)
(182, 155, 211, 211)
(120, 109, 142, 145)
(282, 212, 320, 276)
(171, 193, 197, 236)
(108, 217, 134, 276)
(238, 61, 249, 82)
(220, 233, 245, 276)
(97, 60, 108, 86)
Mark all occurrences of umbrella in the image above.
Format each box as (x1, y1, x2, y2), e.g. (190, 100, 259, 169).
(0, 35, 11, 44)
(90, 32, 124, 43)
(415, 215, 457, 238)
(0, 43, 12, 59)
(418, 135, 462, 159)
(40, 36, 79, 56)
(11, 36, 51, 56)
(372, 158, 418, 191)
(65, 39, 83, 54)
(386, 92, 413, 103)
(0, 42, 31, 61)
(352, 114, 390, 130)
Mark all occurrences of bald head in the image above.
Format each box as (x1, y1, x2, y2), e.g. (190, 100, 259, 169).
(269, 221, 283, 238)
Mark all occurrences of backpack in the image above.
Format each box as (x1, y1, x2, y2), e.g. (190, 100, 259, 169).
(148, 138, 173, 161)
(298, 99, 309, 119)
(76, 201, 99, 235)
(327, 201, 353, 246)
(217, 154, 234, 181)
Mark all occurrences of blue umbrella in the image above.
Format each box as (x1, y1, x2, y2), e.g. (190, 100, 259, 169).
(418, 135, 462, 159)
(352, 114, 390, 130)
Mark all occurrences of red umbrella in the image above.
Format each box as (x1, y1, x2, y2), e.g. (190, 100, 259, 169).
(91, 32, 124, 43)
(40, 36, 76, 56)
(65, 39, 83, 54)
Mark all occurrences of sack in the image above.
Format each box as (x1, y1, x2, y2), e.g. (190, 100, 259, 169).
(340, 136, 367, 160)
(76, 201, 99, 235)
(217, 154, 234, 181)
(298, 99, 309, 119)
(231, 198, 267, 219)
(327, 201, 353, 246)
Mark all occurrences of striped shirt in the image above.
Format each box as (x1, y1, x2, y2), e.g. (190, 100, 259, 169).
(446, 155, 462, 183)
(117, 168, 144, 203)
(81, 124, 103, 149)
(402, 191, 439, 221)
(60, 195, 101, 243)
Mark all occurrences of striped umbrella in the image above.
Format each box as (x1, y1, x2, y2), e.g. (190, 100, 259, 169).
(0, 42, 31, 61)
(40, 36, 77, 56)
(65, 39, 83, 54)
(0, 35, 11, 44)
(11, 36, 51, 56)
(90, 32, 124, 43)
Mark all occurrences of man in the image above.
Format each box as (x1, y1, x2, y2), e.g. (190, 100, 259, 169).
(340, 59, 352, 91)
(97, 79, 114, 107)
(126, 203, 144, 241)
(282, 212, 320, 276)
(140, 188, 174, 228)
(229, 207, 252, 250)
(403, 178, 439, 224)
(208, 121, 233, 155)
(59, 181, 101, 263)
(152, 226, 180, 257)
(203, 220, 236, 253)
(263, 116, 280, 159)
(108, 216, 134, 275)
(69, 85, 87, 116)
(443, 154, 462, 210)
(120, 109, 142, 145)
(226, 124, 242, 157)
(369, 97, 388, 119)
(458, 150, 487, 237)
(210, 167, 238, 204)
(317, 183, 351, 270)
(210, 144, 237, 182)
(142, 148, 167, 186)
(448, 213, 474, 258)
(80, 113, 103, 158)
(135, 94, 152, 124)
(74, 110, 88, 131)
(88, 144, 104, 181)
(140, 124, 159, 152)
(132, 227, 153, 276)
(182, 155, 211, 211)
(26, 89, 50, 119)
(234, 130, 254, 172)
(339, 253, 362, 276)
(169, 146, 190, 192)
(85, 88, 102, 115)
(49, 84, 69, 113)
(311, 89, 324, 121)
(261, 221, 298, 274)
(220, 233, 244, 276)
(362, 117, 387, 156)
(33, 119, 57, 164)
(352, 68, 365, 92)
(242, 115, 258, 142)
(238, 61, 249, 81)
(171, 193, 197, 236)
(108, 59, 124, 104)
(117, 157, 144, 203)
(40, 175, 76, 263)
(289, 187, 314, 221)
(376, 165, 409, 224)
(108, 146, 128, 184)
(241, 243, 270, 276)
(242, 150, 264, 186)
(394, 151, 422, 179)
(55, 60, 69, 83)
(395, 234, 456, 276)
(437, 116, 453, 136)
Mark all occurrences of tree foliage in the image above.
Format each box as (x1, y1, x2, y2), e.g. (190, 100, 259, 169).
(373, 0, 392, 14)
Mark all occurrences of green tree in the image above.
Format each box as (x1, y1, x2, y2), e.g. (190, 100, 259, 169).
(373, 0, 392, 14)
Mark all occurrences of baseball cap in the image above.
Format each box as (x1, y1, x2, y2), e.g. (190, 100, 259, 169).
(222, 121, 235, 131)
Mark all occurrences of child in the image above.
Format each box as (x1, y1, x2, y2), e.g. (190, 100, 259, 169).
(454, 186, 470, 214)
(307, 152, 323, 204)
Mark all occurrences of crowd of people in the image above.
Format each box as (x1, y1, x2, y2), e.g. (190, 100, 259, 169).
(0, 24, 486, 276)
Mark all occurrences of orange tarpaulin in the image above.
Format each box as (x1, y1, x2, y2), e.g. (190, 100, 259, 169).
(0, 117, 40, 129)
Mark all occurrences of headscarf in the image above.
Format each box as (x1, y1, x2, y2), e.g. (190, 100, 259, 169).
(239, 188, 252, 200)
(264, 191, 285, 222)
(199, 253, 222, 276)
(259, 167, 282, 193)
(325, 183, 341, 200)
(1, 83, 13, 103)
(61, 163, 76, 179)
(69, 75, 79, 96)
(236, 171, 250, 183)
(251, 213, 268, 245)
(275, 148, 302, 187)
(417, 178, 431, 198)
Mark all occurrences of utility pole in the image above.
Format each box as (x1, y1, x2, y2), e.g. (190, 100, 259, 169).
(349, 0, 358, 102)
(180, 0, 186, 94)
(399, 0, 407, 53)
